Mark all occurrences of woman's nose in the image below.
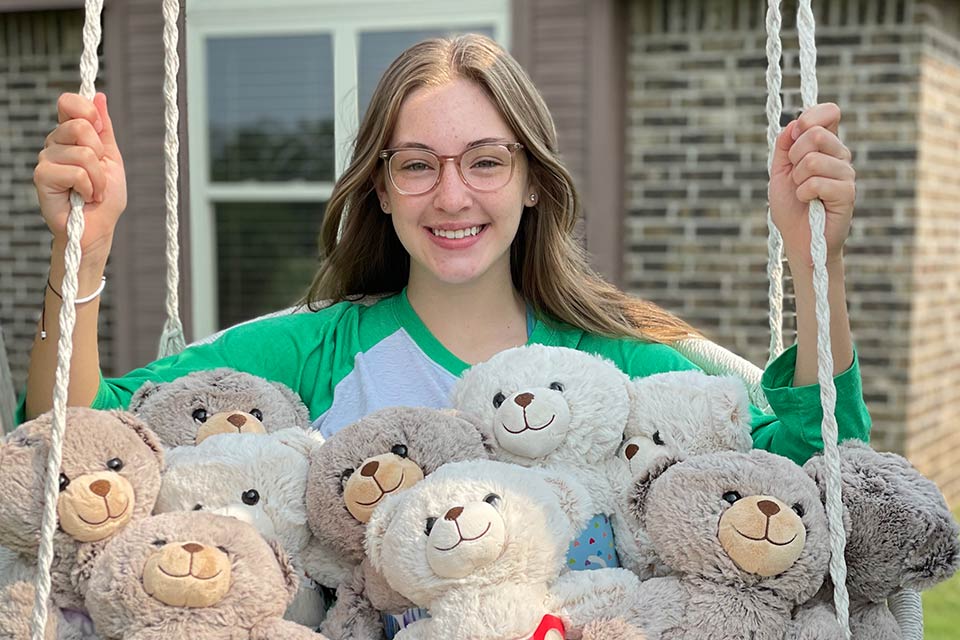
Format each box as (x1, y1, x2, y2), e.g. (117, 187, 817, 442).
(432, 158, 472, 213)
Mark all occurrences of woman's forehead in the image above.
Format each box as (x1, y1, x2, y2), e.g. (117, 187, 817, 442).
(390, 78, 516, 152)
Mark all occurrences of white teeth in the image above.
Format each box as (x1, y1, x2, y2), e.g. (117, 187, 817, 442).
(432, 225, 482, 239)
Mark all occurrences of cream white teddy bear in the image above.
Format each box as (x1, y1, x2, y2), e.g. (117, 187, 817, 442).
(153, 428, 335, 629)
(365, 459, 640, 639)
(452, 345, 633, 571)
(611, 370, 753, 578)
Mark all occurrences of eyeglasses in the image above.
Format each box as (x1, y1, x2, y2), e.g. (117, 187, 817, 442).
(379, 142, 524, 196)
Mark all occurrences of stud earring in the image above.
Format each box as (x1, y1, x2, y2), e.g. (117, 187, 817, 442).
(529, 194, 538, 202)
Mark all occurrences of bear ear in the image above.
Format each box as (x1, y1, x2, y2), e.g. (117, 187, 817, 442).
(364, 493, 403, 573)
(269, 382, 310, 426)
(627, 455, 678, 527)
(265, 537, 300, 604)
(111, 410, 165, 466)
(128, 381, 164, 413)
(539, 472, 593, 532)
(273, 427, 323, 457)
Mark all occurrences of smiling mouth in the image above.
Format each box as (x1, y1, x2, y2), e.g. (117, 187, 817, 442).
(733, 526, 798, 547)
(429, 224, 487, 239)
(355, 472, 406, 507)
(157, 565, 223, 581)
(77, 497, 130, 526)
(432, 522, 493, 552)
(500, 414, 556, 435)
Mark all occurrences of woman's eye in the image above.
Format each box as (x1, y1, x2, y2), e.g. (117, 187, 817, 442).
(391, 444, 408, 458)
(424, 517, 437, 536)
(59, 473, 70, 492)
(549, 382, 564, 392)
(106, 458, 124, 472)
(722, 491, 742, 504)
(401, 161, 434, 172)
(191, 408, 208, 424)
(483, 493, 501, 508)
(492, 392, 506, 409)
(471, 158, 503, 169)
(652, 431, 664, 446)
(250, 408, 263, 421)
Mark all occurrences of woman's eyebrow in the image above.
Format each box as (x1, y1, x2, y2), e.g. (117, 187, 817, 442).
(390, 137, 511, 151)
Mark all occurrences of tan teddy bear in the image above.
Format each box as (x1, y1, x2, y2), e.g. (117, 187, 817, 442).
(84, 511, 329, 639)
(0, 407, 164, 639)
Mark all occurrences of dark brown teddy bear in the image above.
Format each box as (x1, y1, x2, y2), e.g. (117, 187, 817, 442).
(84, 511, 328, 639)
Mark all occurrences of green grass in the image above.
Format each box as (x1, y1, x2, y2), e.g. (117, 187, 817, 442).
(921, 508, 960, 640)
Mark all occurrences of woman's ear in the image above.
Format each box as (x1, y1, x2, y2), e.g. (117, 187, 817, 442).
(374, 175, 391, 214)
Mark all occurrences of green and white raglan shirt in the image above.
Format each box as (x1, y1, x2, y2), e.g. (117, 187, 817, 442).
(48, 287, 870, 465)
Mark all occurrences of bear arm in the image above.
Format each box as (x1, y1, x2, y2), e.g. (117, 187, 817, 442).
(550, 567, 641, 630)
(320, 568, 387, 640)
(0, 578, 58, 640)
(361, 557, 415, 613)
(301, 538, 356, 588)
(787, 601, 846, 640)
(850, 601, 900, 640)
(251, 617, 331, 639)
(580, 618, 650, 640)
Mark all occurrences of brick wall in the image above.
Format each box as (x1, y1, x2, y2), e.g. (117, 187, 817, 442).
(625, 0, 959, 505)
(0, 10, 113, 403)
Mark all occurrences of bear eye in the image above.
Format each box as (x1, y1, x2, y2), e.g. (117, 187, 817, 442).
(192, 504, 203, 511)
(722, 491, 741, 504)
(492, 392, 506, 409)
(424, 517, 437, 536)
(152, 539, 167, 547)
(338, 468, 354, 494)
(483, 493, 501, 508)
(391, 444, 408, 458)
(58, 473, 70, 492)
(242, 489, 260, 506)
(652, 431, 664, 446)
(791, 503, 805, 517)
(250, 408, 263, 421)
(191, 408, 208, 424)
(106, 458, 124, 472)
(549, 382, 564, 392)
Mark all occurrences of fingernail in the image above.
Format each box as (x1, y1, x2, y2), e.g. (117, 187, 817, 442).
(95, 117, 104, 133)
(791, 123, 800, 140)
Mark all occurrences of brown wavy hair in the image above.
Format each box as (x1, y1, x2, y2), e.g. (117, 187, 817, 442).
(301, 34, 698, 343)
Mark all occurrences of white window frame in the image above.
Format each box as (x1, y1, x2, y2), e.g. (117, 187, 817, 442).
(185, 0, 511, 339)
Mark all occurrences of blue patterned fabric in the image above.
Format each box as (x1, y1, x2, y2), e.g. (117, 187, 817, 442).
(565, 513, 620, 570)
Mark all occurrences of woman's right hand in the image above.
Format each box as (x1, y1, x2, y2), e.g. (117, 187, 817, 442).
(34, 92, 127, 262)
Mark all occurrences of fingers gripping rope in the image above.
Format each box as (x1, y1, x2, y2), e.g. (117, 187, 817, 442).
(30, 2, 103, 639)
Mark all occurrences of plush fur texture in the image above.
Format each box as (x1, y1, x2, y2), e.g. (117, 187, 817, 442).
(451, 345, 633, 518)
(0, 407, 164, 623)
(365, 459, 640, 639)
(790, 440, 960, 640)
(129, 368, 310, 447)
(84, 511, 328, 639)
(154, 429, 329, 628)
(620, 450, 830, 639)
(0, 547, 83, 640)
(305, 406, 489, 639)
(611, 370, 754, 579)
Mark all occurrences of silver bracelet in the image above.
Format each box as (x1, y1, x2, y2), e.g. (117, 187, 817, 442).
(41, 276, 107, 340)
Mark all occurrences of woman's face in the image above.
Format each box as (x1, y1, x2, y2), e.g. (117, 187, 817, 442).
(377, 77, 537, 291)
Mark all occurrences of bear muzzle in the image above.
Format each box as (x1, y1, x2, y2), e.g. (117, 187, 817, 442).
(717, 494, 806, 577)
(57, 471, 135, 542)
(344, 452, 425, 523)
(195, 411, 266, 444)
(494, 388, 572, 459)
(142, 541, 232, 608)
(426, 501, 506, 578)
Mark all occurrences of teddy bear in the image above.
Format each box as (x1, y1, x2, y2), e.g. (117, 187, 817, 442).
(84, 510, 329, 639)
(365, 458, 641, 639)
(610, 370, 754, 579)
(789, 440, 960, 640)
(611, 449, 831, 639)
(129, 367, 311, 447)
(153, 428, 332, 629)
(451, 344, 633, 571)
(0, 407, 164, 639)
(305, 406, 489, 640)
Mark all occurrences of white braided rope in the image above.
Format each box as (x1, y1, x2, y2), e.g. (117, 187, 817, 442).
(795, 2, 850, 637)
(30, 2, 102, 638)
(673, 337, 770, 412)
(157, 0, 186, 358)
(764, 0, 786, 363)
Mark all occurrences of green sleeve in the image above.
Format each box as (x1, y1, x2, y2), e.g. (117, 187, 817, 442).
(753, 343, 871, 465)
(16, 302, 358, 426)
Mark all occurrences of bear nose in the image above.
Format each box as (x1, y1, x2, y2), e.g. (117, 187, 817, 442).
(444, 506, 463, 521)
(624, 444, 639, 460)
(182, 543, 204, 554)
(758, 500, 780, 517)
(514, 392, 534, 408)
(361, 460, 379, 477)
(89, 480, 111, 497)
(227, 414, 246, 428)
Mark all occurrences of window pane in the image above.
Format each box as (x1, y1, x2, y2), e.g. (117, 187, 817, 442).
(358, 27, 494, 117)
(207, 35, 334, 182)
(215, 201, 326, 329)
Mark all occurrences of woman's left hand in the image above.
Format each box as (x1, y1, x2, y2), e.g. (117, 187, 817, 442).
(769, 102, 855, 268)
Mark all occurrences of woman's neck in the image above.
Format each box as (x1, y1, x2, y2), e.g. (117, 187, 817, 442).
(406, 272, 528, 365)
